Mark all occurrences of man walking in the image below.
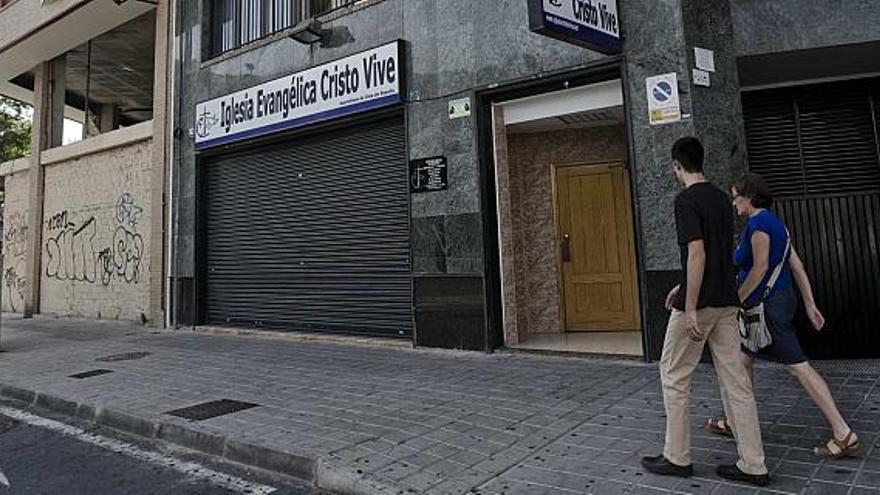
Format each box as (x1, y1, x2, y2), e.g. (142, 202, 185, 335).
(641, 137, 770, 487)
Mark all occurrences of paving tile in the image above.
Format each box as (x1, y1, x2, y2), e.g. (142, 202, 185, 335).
(802, 480, 851, 495)
(772, 460, 817, 478)
(712, 484, 758, 495)
(813, 464, 857, 484)
(856, 469, 880, 488)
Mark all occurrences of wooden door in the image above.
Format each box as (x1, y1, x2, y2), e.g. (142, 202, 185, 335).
(555, 163, 640, 331)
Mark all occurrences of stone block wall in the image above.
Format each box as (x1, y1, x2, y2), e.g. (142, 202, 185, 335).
(39, 140, 153, 321)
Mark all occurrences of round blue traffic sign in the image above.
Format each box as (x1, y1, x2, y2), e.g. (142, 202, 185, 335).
(653, 81, 674, 102)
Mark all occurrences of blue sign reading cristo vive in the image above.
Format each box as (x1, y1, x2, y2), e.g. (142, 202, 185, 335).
(528, 0, 622, 54)
(194, 41, 403, 150)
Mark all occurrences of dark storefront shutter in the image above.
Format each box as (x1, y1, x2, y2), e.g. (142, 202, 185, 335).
(742, 78, 880, 359)
(797, 81, 880, 194)
(202, 117, 413, 337)
(741, 87, 805, 197)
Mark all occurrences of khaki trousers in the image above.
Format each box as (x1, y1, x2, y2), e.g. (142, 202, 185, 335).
(660, 306, 768, 475)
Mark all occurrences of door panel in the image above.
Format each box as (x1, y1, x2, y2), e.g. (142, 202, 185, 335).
(556, 163, 639, 331)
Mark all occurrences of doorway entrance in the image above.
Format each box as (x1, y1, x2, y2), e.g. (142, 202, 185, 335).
(555, 163, 640, 332)
(491, 79, 643, 357)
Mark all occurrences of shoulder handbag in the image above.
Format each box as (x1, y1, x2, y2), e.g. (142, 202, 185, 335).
(738, 229, 791, 353)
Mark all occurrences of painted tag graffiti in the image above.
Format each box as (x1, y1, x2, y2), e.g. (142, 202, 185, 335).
(2, 210, 28, 312)
(44, 193, 145, 287)
(46, 216, 99, 283)
(4, 211, 29, 258)
(3, 266, 26, 312)
(115, 193, 144, 228)
(99, 226, 145, 285)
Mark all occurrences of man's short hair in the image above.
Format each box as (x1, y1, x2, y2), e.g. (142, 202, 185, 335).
(671, 137, 704, 173)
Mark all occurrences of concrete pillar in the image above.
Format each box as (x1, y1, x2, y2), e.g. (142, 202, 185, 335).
(48, 55, 66, 148)
(23, 65, 48, 317)
(23, 55, 66, 317)
(149, 0, 172, 327)
(99, 104, 116, 133)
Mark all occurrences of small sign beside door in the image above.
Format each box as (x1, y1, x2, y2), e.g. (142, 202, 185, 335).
(448, 98, 471, 119)
(646, 73, 682, 125)
(410, 156, 448, 193)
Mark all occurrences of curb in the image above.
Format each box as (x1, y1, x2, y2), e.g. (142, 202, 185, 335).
(0, 383, 400, 495)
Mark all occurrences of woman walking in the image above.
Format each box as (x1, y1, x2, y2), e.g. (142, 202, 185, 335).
(706, 172, 860, 459)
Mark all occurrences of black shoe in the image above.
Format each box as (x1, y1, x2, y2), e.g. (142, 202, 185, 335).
(641, 454, 693, 477)
(716, 464, 770, 487)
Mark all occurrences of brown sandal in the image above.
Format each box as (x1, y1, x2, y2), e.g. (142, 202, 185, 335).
(815, 430, 860, 459)
(706, 418, 734, 438)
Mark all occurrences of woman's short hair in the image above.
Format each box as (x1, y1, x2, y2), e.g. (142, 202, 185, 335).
(732, 172, 773, 208)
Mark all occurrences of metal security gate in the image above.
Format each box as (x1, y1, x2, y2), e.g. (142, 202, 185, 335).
(742, 78, 880, 359)
(201, 116, 413, 337)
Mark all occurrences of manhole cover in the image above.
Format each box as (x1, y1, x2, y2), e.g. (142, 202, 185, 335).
(164, 400, 260, 421)
(69, 369, 115, 379)
(95, 352, 152, 363)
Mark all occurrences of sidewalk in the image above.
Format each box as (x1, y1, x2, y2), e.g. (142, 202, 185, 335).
(0, 316, 878, 495)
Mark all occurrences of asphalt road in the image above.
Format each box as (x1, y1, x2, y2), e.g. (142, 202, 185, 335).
(0, 407, 316, 495)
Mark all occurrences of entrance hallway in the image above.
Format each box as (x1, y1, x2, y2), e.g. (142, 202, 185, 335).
(492, 79, 643, 357)
(511, 331, 643, 357)
(1, 316, 877, 495)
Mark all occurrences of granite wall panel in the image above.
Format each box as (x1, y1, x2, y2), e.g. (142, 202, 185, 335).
(731, 0, 880, 57)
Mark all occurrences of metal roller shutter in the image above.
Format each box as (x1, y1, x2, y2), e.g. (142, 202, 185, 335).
(742, 78, 880, 359)
(202, 117, 413, 337)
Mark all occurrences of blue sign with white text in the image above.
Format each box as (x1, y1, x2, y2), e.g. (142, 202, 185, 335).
(528, 0, 622, 54)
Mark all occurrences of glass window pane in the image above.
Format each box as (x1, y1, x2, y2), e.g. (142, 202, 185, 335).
(272, 0, 296, 32)
(214, 0, 236, 54)
(241, 0, 262, 44)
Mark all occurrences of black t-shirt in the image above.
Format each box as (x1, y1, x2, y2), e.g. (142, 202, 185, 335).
(672, 182, 740, 311)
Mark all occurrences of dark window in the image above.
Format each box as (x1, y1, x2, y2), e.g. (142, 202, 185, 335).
(742, 77, 880, 197)
(210, 0, 364, 57)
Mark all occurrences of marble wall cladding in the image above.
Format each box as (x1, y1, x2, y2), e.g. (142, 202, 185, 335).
(682, 0, 748, 187)
(505, 126, 627, 336)
(411, 213, 483, 275)
(620, 0, 696, 272)
(621, 0, 747, 273)
(731, 0, 880, 57)
(445, 213, 483, 274)
(492, 107, 519, 346)
(644, 270, 681, 360)
(412, 215, 446, 273)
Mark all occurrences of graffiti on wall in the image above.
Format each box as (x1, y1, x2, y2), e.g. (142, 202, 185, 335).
(45, 193, 145, 286)
(3, 210, 28, 312)
(115, 193, 143, 228)
(4, 211, 28, 258)
(45, 213, 98, 283)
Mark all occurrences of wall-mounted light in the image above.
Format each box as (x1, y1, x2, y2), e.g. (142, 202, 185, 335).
(288, 18, 324, 44)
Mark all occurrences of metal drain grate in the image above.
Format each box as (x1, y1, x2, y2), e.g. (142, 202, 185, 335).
(95, 352, 152, 363)
(68, 369, 114, 379)
(164, 400, 260, 421)
(764, 359, 880, 376)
